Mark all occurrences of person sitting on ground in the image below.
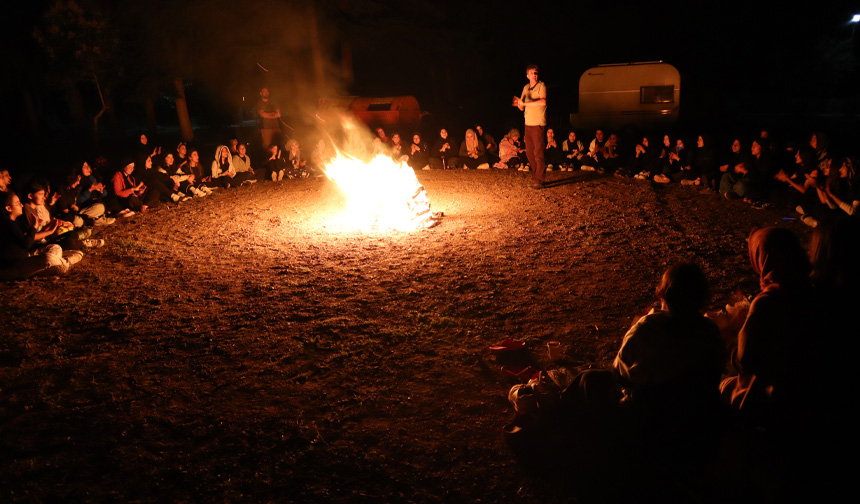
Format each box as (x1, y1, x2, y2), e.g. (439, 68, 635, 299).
(228, 138, 240, 156)
(690, 134, 718, 190)
(668, 137, 695, 184)
(232, 143, 259, 184)
(151, 153, 186, 202)
(603, 132, 622, 175)
(173, 149, 211, 198)
(717, 138, 746, 180)
(375, 127, 392, 148)
(798, 156, 855, 227)
(476, 125, 498, 164)
(583, 129, 607, 172)
(264, 143, 287, 181)
(652, 134, 675, 183)
(545, 128, 563, 171)
(53, 173, 109, 228)
(429, 128, 458, 170)
(286, 139, 309, 178)
(613, 262, 727, 417)
(175, 142, 189, 169)
(390, 133, 406, 162)
(407, 133, 430, 170)
(629, 136, 659, 180)
(495, 129, 526, 170)
(211, 145, 240, 188)
(0, 191, 83, 280)
(178, 148, 213, 196)
(76, 161, 108, 210)
(775, 147, 821, 221)
(720, 139, 769, 201)
(22, 181, 102, 250)
(459, 129, 488, 169)
(719, 227, 813, 428)
(819, 157, 859, 217)
(112, 157, 156, 216)
(562, 130, 585, 171)
(559, 263, 727, 446)
(658, 136, 686, 182)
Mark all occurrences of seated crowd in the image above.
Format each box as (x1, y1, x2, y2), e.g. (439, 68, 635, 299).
(0, 133, 336, 280)
(2, 124, 858, 280)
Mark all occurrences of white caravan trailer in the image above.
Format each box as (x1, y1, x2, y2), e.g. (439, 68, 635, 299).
(570, 61, 680, 130)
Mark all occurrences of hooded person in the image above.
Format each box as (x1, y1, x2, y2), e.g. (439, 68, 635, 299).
(211, 145, 237, 188)
(719, 227, 814, 425)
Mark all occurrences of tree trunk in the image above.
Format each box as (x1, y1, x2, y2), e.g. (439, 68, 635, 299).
(173, 78, 194, 142)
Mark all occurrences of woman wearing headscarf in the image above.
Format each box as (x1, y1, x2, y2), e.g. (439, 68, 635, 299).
(720, 227, 813, 425)
(458, 129, 488, 169)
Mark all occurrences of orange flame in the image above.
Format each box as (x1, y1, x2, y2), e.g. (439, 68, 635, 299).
(324, 154, 433, 231)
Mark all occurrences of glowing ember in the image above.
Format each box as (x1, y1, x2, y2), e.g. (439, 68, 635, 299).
(324, 154, 440, 231)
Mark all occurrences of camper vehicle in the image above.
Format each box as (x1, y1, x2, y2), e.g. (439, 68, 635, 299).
(318, 96, 424, 131)
(570, 61, 680, 130)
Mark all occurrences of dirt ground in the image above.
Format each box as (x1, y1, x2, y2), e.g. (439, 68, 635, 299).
(0, 169, 810, 503)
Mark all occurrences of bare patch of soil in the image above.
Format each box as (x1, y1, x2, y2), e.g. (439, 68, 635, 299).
(0, 170, 807, 502)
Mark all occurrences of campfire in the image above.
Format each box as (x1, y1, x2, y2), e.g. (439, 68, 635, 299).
(324, 153, 442, 231)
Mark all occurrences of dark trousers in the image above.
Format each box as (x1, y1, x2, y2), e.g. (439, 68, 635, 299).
(524, 125, 546, 183)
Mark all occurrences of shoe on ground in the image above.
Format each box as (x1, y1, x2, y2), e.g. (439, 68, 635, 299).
(801, 214, 818, 227)
(477, 163, 490, 170)
(63, 250, 84, 265)
(82, 238, 105, 249)
(94, 216, 116, 226)
(546, 164, 553, 171)
(421, 165, 430, 170)
(529, 180, 544, 190)
(41, 261, 71, 276)
(680, 179, 695, 186)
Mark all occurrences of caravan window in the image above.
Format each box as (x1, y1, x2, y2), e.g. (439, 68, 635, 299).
(640, 86, 674, 104)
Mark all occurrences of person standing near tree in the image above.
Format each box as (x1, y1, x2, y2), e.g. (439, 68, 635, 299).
(513, 64, 547, 189)
(256, 88, 281, 151)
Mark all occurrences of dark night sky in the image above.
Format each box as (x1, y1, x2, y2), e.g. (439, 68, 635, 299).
(2, 0, 859, 147)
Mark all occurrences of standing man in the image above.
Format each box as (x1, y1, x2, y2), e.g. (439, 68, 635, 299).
(256, 88, 281, 151)
(513, 64, 547, 189)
